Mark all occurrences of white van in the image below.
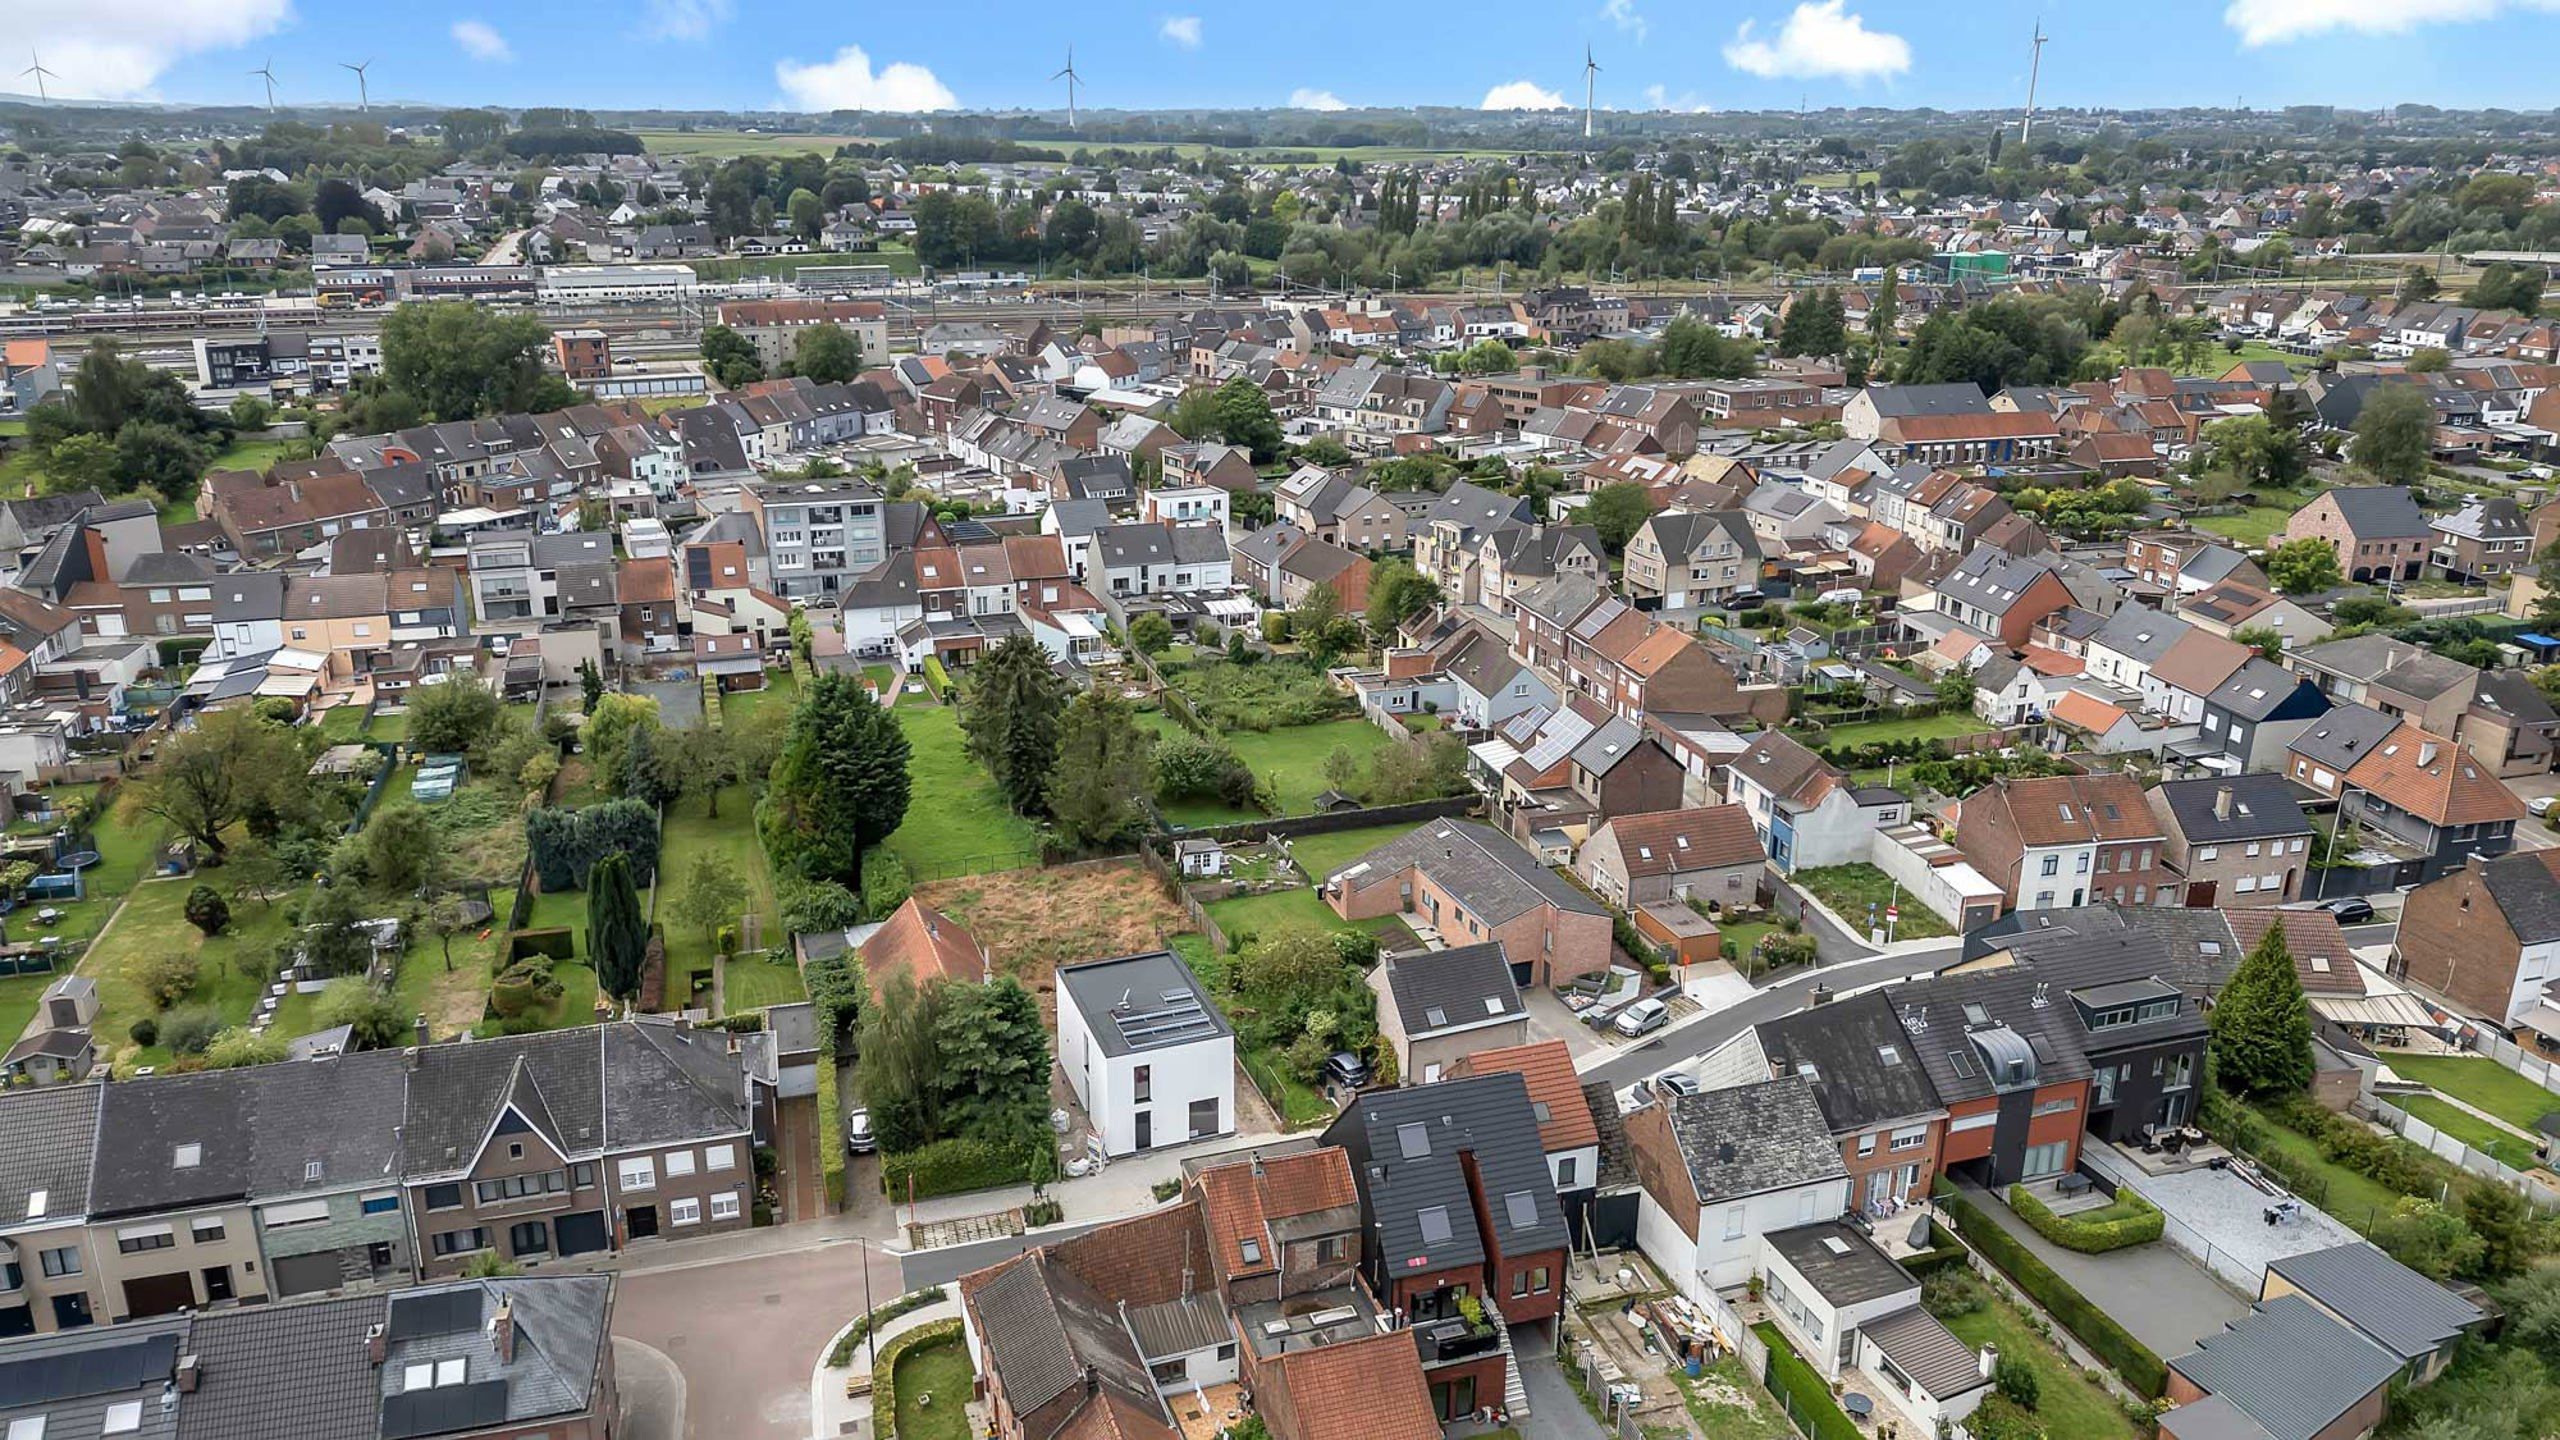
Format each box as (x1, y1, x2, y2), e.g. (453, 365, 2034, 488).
(1815, 587, 1865, 606)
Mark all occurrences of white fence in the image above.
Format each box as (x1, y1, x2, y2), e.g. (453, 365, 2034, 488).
(2368, 1094, 2560, 1212)
(2458, 1031, 2560, 1101)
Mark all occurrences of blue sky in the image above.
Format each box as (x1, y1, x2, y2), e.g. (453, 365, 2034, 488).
(16, 0, 2560, 114)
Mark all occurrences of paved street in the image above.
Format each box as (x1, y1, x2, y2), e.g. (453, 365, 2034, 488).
(612, 1234, 902, 1440)
(1580, 942, 1960, 1090)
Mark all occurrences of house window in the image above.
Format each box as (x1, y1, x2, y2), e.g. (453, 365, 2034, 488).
(706, 1145, 737, 1172)
(665, 1151, 697, 1178)
(1133, 1065, 1151, 1103)
(573, 1163, 598, 1188)
(1857, 1133, 1878, 1158)
(1723, 1206, 1746, 1241)
(710, 1192, 742, 1222)
(38, 1247, 79, 1278)
(190, 1218, 225, 1243)
(424, 1184, 463, 1210)
(116, 1229, 174, 1255)
(1557, 1156, 1577, 1188)
(669, 1197, 702, 1227)
(1240, 1237, 1263, 1265)
(431, 1228, 490, 1257)
(510, 1221, 551, 1256)
(361, 1193, 401, 1215)
(2040, 855, 2059, 877)
(618, 1157, 657, 1191)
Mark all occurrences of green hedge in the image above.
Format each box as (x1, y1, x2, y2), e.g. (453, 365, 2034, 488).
(872, 1318, 966, 1440)
(816, 1058, 846, 1209)
(879, 1135, 1033, 1200)
(2007, 1183, 2165, 1253)
(1900, 1231, 1973, 1277)
(1752, 1323, 1860, 1440)
(827, 1285, 947, 1367)
(1938, 1188, 2167, 1398)
(508, 927, 578, 963)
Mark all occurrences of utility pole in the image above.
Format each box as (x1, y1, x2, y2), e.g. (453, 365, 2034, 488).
(2020, 21, 2048, 146)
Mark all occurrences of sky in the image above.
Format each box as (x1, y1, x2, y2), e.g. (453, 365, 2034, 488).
(11, 0, 2560, 115)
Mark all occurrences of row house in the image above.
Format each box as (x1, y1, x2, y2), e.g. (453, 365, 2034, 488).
(1355, 614, 1556, 732)
(2292, 710, 2526, 881)
(1231, 526, 1373, 613)
(1953, 773, 2175, 911)
(1478, 525, 1604, 617)
(0, 1019, 757, 1334)
(2429, 495, 2532, 584)
(1725, 731, 1909, 875)
(204, 468, 394, 561)
(1557, 598, 1757, 726)
(1273, 466, 1414, 551)
(1622, 510, 1762, 611)
(1311, 366, 1457, 438)
(1088, 522, 1233, 597)
(2148, 772, 2318, 906)
(1873, 411, 2065, 466)
(1488, 703, 1686, 855)
(1923, 548, 2075, 650)
(713, 298, 890, 374)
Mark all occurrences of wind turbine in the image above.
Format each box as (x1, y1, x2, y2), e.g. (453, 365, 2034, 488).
(1582, 45, 1601, 142)
(20, 51, 57, 104)
(2019, 20, 2049, 146)
(341, 59, 372, 112)
(1051, 45, 1082, 131)
(250, 59, 280, 112)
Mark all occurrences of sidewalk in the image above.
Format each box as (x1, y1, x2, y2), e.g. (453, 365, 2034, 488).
(887, 1126, 1295, 1248)
(809, 1289, 962, 1440)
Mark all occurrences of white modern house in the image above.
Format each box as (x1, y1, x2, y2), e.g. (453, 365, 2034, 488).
(1625, 1076, 1853, 1297)
(1056, 951, 1236, 1157)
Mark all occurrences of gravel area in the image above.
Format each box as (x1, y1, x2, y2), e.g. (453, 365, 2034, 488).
(2084, 1146, 2358, 1286)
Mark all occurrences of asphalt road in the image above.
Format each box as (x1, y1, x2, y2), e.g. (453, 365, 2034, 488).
(1580, 941, 1962, 1091)
(614, 1236, 903, 1440)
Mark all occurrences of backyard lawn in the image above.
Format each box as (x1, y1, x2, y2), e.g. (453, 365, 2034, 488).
(1792, 863, 1955, 941)
(1242, 1045, 1335, 1128)
(2227, 1097, 2404, 1229)
(2392, 1093, 2542, 1172)
(653, 785, 780, 1013)
(886, 1332, 975, 1440)
(1798, 712, 1994, 748)
(1280, 822, 1421, 885)
(1675, 1357, 1792, 1440)
(2189, 484, 2321, 549)
(1942, 1292, 2142, 1440)
(2384, 1054, 2560, 1133)
(886, 705, 1041, 880)
(723, 953, 808, 1011)
(1226, 718, 1397, 815)
(720, 670, 799, 723)
(34, 788, 165, 947)
(0, 972, 53, 1051)
(1202, 886, 1410, 951)
(82, 877, 304, 1071)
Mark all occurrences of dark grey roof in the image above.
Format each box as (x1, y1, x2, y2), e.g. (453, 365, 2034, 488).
(1328, 819, 1607, 924)
(402, 1021, 750, 1179)
(2088, 604, 2190, 665)
(2172, 1296, 2400, 1440)
(2286, 703, 2398, 774)
(1863, 383, 1994, 419)
(1763, 1220, 1914, 1305)
(1378, 943, 1521, 1038)
(0, 1083, 99, 1232)
(2209, 658, 2327, 722)
(0, 1322, 185, 1440)
(1756, 990, 1944, 1136)
(529, 530, 616, 570)
(2264, 1242, 2482, 1360)
(2373, 651, 2480, 704)
(92, 1068, 257, 1216)
(1860, 1303, 1992, 1400)
(967, 1251, 1156, 1421)
(2157, 1394, 2279, 1440)
(2151, 774, 2314, 844)
(1323, 1071, 1567, 1275)
(1661, 1077, 1845, 1202)
(2480, 850, 2560, 944)
(1886, 959, 2099, 1104)
(211, 571, 286, 622)
(2320, 486, 2428, 540)
(2472, 668, 2560, 727)
(1057, 951, 1232, 1057)
(176, 1291, 381, 1440)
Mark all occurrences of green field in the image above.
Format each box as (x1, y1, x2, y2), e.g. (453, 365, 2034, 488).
(1280, 823, 1421, 886)
(2393, 1094, 2543, 1172)
(1798, 712, 1996, 748)
(653, 785, 781, 1014)
(2183, 339, 2315, 378)
(633, 128, 874, 159)
(1943, 1293, 2143, 1440)
(2190, 483, 2320, 548)
(885, 704, 1041, 880)
(2383, 1054, 2560, 1133)
(1147, 712, 1404, 828)
(887, 1332, 975, 1440)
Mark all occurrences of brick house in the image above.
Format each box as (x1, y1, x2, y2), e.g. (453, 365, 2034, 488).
(2281, 486, 2431, 584)
(1953, 773, 2175, 911)
(1321, 820, 1613, 989)
(1574, 804, 1766, 910)
(2393, 849, 2560, 1028)
(1754, 991, 1947, 1215)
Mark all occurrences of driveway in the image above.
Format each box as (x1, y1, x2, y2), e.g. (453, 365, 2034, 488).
(614, 1339, 685, 1440)
(1953, 1181, 2249, 1356)
(1579, 942, 1961, 1090)
(614, 1237, 905, 1439)
(637, 677, 704, 729)
(1512, 1352, 1608, 1437)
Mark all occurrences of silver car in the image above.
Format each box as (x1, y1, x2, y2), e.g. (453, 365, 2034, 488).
(1613, 998, 1670, 1038)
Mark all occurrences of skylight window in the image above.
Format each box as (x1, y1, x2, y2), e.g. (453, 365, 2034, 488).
(1878, 1046, 1902, 1066)
(1418, 1206, 1453, 1245)
(173, 1144, 201, 1169)
(1505, 1191, 1539, 1230)
(1396, 1122, 1431, 1160)
(1484, 996, 1505, 1015)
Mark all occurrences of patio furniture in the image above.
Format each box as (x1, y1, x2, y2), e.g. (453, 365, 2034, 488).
(2055, 1172, 2093, 1197)
(1843, 1392, 1874, 1421)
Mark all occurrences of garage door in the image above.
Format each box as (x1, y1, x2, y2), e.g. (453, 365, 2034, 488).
(273, 1252, 348, 1298)
(555, 1211, 611, 1257)
(1509, 958, 1535, 988)
(122, 1272, 196, 1319)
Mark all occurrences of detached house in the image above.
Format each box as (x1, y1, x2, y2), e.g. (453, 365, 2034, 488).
(1369, 942, 1526, 1085)
(2283, 487, 2431, 584)
(1323, 820, 1613, 989)
(1056, 951, 1235, 1157)
(1574, 805, 1766, 911)
(2394, 849, 2560, 1028)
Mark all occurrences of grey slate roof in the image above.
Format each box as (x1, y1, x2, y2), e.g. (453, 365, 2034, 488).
(2208, 658, 2327, 722)
(1661, 1077, 1845, 1202)
(2478, 849, 2560, 944)
(1323, 1070, 1567, 1275)
(2089, 605, 2191, 666)
(2286, 702, 2398, 775)
(2152, 774, 2314, 844)
(1756, 990, 1944, 1136)
(1863, 383, 1994, 419)
(0, 1083, 99, 1232)
(1860, 1303, 1992, 1400)
(403, 1021, 750, 1180)
(2171, 1295, 2400, 1440)
(2320, 486, 2428, 540)
(2263, 1242, 2482, 1361)
(0, 1322, 185, 1440)
(1329, 819, 1607, 924)
(1377, 942, 1521, 1038)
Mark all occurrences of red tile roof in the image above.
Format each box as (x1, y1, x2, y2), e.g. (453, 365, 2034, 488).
(1451, 1040, 1600, 1153)
(1192, 1149, 1359, 1283)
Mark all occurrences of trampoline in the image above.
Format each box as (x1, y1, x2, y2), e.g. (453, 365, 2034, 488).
(54, 851, 101, 871)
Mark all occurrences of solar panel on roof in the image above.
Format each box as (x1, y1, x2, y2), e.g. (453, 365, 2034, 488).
(380, 1379, 511, 1440)
(386, 1287, 483, 1341)
(0, 1335, 177, 1409)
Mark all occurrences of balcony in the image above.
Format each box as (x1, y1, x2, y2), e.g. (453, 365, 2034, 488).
(1412, 1316, 1500, 1366)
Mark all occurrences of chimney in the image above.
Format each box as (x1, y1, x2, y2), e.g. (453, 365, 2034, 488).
(1250, 1151, 1265, 1180)
(414, 1013, 430, 1047)
(2213, 786, 2233, 822)
(365, 1323, 388, 1367)
(1979, 1342, 1999, 1379)
(489, 1299, 516, 1365)
(1084, 1365, 1100, 1399)
(2418, 741, 2440, 767)
(175, 1355, 201, 1394)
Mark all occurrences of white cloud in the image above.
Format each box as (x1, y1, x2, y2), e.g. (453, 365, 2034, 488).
(640, 0, 733, 42)
(2223, 0, 2550, 44)
(1723, 1, 1910, 81)
(775, 46, 958, 113)
(1481, 80, 1569, 110)
(1601, 0, 1649, 41)
(1642, 84, 1710, 112)
(1159, 15, 1203, 48)
(449, 20, 513, 62)
(1288, 88, 1348, 111)
(18, 0, 292, 100)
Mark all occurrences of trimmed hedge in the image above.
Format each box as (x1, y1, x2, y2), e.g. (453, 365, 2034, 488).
(1751, 1323, 1860, 1440)
(826, 1285, 947, 1368)
(1938, 1187, 2167, 1399)
(2008, 1183, 2165, 1253)
(872, 1318, 966, 1440)
(879, 1135, 1034, 1200)
(817, 1057, 846, 1209)
(508, 928, 578, 963)
(1900, 1231, 1973, 1278)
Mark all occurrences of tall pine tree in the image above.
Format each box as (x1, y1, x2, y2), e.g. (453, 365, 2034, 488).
(2209, 918, 2315, 1097)
(960, 635, 1067, 817)
(587, 852, 648, 1006)
(758, 671, 913, 885)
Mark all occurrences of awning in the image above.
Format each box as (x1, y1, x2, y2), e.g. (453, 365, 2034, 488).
(2515, 1002, 2560, 1047)
(2316, 991, 2442, 1031)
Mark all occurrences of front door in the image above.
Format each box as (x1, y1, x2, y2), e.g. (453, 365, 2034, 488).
(201, 1266, 234, 1303)
(627, 1204, 660, 1241)
(50, 1294, 91, 1329)
(1135, 1111, 1151, 1151)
